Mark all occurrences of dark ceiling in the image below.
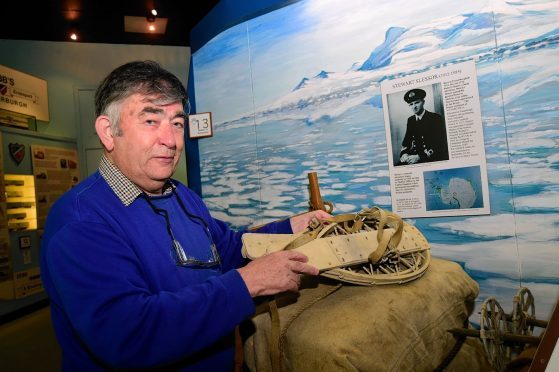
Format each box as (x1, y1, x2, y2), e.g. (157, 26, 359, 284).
(1, 1, 219, 47)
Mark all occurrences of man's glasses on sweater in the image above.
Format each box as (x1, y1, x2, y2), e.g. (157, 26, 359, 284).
(142, 191, 221, 268)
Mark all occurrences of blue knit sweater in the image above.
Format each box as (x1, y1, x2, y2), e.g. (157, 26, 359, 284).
(40, 171, 292, 371)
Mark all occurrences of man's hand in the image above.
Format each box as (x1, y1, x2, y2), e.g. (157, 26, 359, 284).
(289, 210, 331, 233)
(237, 251, 319, 297)
(405, 154, 420, 164)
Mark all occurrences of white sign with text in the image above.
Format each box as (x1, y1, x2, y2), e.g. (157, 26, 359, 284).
(0, 64, 49, 121)
(381, 60, 490, 218)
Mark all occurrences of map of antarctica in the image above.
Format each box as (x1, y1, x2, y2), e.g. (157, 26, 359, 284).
(424, 166, 484, 211)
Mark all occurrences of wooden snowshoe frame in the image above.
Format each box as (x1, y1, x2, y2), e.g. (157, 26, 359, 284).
(242, 206, 431, 285)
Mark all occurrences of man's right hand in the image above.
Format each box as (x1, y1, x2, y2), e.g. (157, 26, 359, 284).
(401, 154, 420, 164)
(407, 154, 420, 164)
(237, 251, 319, 297)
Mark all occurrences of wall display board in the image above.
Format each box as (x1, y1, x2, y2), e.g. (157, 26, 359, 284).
(381, 60, 490, 218)
(31, 145, 79, 228)
(1, 170, 40, 299)
(0, 65, 49, 122)
(0, 131, 78, 307)
(0, 132, 12, 299)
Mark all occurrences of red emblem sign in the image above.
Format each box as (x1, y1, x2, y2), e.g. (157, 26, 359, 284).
(9, 143, 26, 165)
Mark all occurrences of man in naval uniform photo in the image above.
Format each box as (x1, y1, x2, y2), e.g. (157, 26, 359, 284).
(397, 88, 449, 165)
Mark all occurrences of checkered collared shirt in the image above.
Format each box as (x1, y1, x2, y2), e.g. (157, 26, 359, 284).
(98, 154, 174, 206)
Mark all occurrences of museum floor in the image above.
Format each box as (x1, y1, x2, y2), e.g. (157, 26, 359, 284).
(0, 305, 244, 371)
(0, 306, 61, 371)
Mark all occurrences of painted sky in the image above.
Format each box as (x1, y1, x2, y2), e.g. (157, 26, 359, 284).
(193, 0, 489, 123)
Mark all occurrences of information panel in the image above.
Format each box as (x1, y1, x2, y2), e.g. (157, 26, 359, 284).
(31, 145, 80, 228)
(381, 60, 490, 218)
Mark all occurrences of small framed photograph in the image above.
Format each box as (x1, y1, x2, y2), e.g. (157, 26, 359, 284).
(188, 112, 213, 139)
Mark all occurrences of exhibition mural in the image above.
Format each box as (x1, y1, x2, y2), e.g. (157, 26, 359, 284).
(192, 0, 559, 320)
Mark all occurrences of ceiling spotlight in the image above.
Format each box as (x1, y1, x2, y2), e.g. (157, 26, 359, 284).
(147, 9, 157, 23)
(69, 21, 80, 41)
(125, 16, 168, 35)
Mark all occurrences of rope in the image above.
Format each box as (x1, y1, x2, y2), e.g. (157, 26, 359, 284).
(268, 284, 343, 372)
(433, 320, 469, 371)
(268, 298, 281, 372)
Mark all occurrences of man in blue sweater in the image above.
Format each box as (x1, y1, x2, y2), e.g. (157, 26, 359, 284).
(40, 61, 329, 371)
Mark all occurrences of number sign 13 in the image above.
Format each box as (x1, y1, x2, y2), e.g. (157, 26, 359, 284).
(188, 112, 213, 139)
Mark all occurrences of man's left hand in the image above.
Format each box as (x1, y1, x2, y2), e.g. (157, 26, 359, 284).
(290, 210, 331, 233)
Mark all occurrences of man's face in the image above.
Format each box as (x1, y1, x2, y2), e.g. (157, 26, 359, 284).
(109, 93, 186, 194)
(408, 99, 425, 116)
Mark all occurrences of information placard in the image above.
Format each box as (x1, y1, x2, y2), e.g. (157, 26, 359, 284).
(31, 145, 80, 228)
(381, 60, 490, 218)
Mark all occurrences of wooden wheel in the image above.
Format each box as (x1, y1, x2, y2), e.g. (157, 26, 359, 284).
(480, 297, 511, 372)
(512, 287, 535, 336)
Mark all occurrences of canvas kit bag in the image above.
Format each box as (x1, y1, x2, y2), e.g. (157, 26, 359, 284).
(241, 206, 491, 371)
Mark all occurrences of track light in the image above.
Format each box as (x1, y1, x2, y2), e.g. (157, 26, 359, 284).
(124, 7, 167, 35)
(147, 8, 157, 23)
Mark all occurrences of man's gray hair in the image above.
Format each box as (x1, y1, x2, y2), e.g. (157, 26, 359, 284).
(94, 61, 188, 135)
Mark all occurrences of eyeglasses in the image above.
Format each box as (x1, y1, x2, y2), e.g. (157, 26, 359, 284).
(143, 190, 221, 268)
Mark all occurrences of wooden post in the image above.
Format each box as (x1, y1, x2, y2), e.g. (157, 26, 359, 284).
(529, 298, 559, 371)
(308, 172, 325, 211)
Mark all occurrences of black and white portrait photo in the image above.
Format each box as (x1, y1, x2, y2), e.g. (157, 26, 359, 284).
(386, 83, 449, 166)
